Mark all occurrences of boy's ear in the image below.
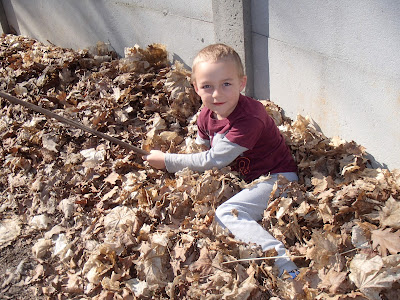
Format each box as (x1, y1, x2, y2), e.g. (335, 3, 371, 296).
(240, 76, 247, 91)
(193, 81, 199, 94)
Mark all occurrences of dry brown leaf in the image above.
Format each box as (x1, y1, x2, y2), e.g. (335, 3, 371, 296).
(125, 278, 150, 298)
(371, 228, 400, 256)
(41, 133, 59, 152)
(0, 217, 21, 249)
(378, 196, 400, 229)
(306, 230, 341, 270)
(189, 247, 213, 276)
(231, 208, 239, 218)
(136, 238, 169, 287)
(349, 254, 400, 299)
(32, 238, 53, 259)
(104, 206, 140, 231)
(62, 272, 83, 294)
(102, 186, 119, 201)
(351, 223, 373, 249)
(104, 172, 120, 184)
(221, 271, 258, 300)
(101, 274, 120, 291)
(318, 268, 348, 294)
(276, 197, 293, 220)
(318, 198, 335, 224)
(311, 174, 334, 194)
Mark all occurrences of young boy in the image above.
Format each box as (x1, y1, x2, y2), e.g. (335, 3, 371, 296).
(144, 44, 299, 278)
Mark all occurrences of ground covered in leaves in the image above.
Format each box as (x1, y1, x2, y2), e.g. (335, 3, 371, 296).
(0, 34, 399, 300)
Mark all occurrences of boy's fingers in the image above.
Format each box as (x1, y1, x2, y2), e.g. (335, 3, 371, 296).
(142, 155, 148, 161)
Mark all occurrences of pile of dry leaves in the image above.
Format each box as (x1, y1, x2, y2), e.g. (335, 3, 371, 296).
(0, 34, 399, 299)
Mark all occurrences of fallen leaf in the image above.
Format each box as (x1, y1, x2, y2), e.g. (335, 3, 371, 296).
(0, 217, 21, 248)
(318, 268, 348, 294)
(371, 228, 400, 256)
(104, 172, 120, 185)
(189, 247, 213, 276)
(30, 214, 51, 230)
(32, 238, 53, 259)
(126, 278, 149, 298)
(41, 133, 59, 152)
(378, 196, 400, 229)
(349, 254, 400, 299)
(231, 208, 239, 218)
(104, 206, 140, 231)
(63, 272, 83, 294)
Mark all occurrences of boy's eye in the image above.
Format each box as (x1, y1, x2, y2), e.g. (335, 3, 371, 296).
(202, 85, 211, 89)
(223, 82, 231, 86)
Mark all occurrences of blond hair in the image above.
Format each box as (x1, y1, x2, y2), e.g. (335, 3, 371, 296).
(191, 44, 245, 83)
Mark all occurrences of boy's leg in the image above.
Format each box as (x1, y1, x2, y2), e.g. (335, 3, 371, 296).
(215, 172, 298, 274)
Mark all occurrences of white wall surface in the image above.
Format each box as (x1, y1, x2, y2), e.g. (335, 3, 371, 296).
(257, 0, 400, 169)
(2, 0, 214, 68)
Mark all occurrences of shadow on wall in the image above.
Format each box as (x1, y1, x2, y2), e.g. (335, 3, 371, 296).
(365, 153, 388, 170)
(49, 0, 127, 55)
(78, 1, 127, 56)
(251, 0, 270, 100)
(306, 118, 389, 170)
(172, 53, 191, 70)
(1, 1, 19, 34)
(3, 0, 137, 57)
(2, 0, 200, 69)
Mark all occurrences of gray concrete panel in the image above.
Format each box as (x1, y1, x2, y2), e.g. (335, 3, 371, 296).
(212, 0, 253, 96)
(0, 0, 10, 34)
(263, 0, 400, 170)
(2, 0, 214, 67)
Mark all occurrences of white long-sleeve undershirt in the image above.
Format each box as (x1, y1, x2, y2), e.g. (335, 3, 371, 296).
(165, 137, 248, 173)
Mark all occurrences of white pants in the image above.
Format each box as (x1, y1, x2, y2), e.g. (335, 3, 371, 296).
(215, 172, 298, 274)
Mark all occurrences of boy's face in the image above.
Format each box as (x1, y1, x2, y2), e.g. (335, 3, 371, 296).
(193, 59, 247, 120)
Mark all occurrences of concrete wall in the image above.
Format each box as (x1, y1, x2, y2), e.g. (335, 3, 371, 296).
(1, 0, 215, 68)
(1, 0, 399, 170)
(252, 0, 400, 170)
(0, 0, 253, 71)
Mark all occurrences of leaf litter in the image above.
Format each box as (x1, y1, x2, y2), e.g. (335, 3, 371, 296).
(0, 34, 399, 299)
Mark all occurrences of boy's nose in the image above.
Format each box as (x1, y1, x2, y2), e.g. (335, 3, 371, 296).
(212, 87, 220, 98)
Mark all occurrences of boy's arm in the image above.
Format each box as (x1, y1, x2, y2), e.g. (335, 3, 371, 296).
(165, 137, 248, 173)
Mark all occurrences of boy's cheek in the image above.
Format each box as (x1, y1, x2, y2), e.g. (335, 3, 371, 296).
(200, 95, 212, 104)
(194, 89, 203, 98)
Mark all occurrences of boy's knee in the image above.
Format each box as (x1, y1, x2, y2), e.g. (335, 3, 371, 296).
(215, 203, 232, 223)
(215, 205, 225, 220)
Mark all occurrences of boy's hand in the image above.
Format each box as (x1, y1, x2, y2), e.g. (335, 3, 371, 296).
(142, 150, 166, 169)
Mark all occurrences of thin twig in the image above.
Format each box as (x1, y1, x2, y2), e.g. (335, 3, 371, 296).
(0, 91, 149, 156)
(221, 246, 364, 265)
(339, 246, 364, 255)
(221, 255, 306, 265)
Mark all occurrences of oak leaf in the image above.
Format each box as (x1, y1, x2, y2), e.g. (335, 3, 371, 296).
(32, 238, 53, 259)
